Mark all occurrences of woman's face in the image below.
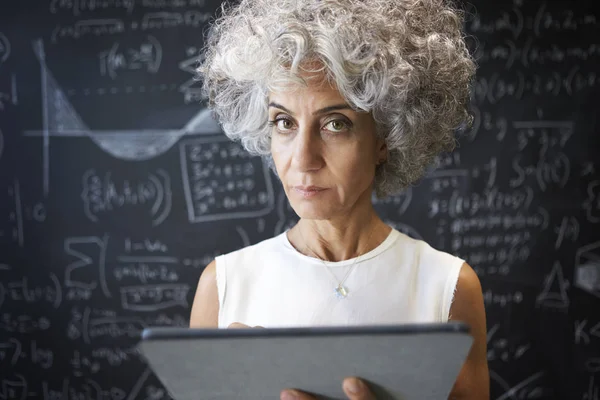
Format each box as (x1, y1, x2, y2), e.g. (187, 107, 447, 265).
(269, 74, 386, 221)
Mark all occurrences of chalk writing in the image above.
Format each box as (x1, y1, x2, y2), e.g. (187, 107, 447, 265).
(0, 314, 50, 333)
(49, 0, 206, 15)
(575, 320, 600, 345)
(587, 359, 600, 373)
(140, 10, 212, 30)
(50, 11, 213, 42)
(465, 107, 508, 142)
(70, 346, 140, 376)
(98, 35, 162, 79)
(120, 284, 189, 311)
(510, 121, 574, 191)
(430, 186, 535, 218)
(0, 338, 53, 369)
(475, 39, 600, 69)
(583, 375, 599, 400)
(449, 209, 548, 233)
(67, 307, 188, 343)
(51, 19, 125, 42)
(178, 51, 204, 103)
(0, 74, 18, 110)
(487, 324, 530, 363)
(372, 188, 412, 214)
(124, 238, 168, 253)
(490, 370, 548, 400)
(180, 137, 275, 222)
(64, 235, 110, 299)
(0, 32, 10, 66)
(81, 169, 172, 226)
(70, 350, 101, 376)
(5, 274, 62, 309)
(467, 3, 596, 37)
(452, 231, 531, 251)
(49, 0, 135, 15)
(554, 216, 580, 249)
(473, 67, 597, 103)
(583, 181, 600, 223)
(113, 256, 179, 284)
(0, 375, 32, 400)
(41, 378, 127, 400)
(483, 290, 524, 308)
(1, 180, 46, 247)
(27, 46, 220, 168)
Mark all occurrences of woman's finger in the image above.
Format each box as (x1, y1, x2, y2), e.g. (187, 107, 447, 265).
(342, 377, 376, 400)
(227, 322, 264, 329)
(227, 322, 250, 329)
(280, 389, 317, 400)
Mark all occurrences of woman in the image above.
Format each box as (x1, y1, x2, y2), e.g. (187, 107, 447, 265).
(190, 0, 489, 398)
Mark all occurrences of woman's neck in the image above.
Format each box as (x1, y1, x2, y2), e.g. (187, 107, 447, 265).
(291, 208, 391, 262)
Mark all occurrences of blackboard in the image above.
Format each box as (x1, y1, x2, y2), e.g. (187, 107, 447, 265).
(0, 1, 598, 399)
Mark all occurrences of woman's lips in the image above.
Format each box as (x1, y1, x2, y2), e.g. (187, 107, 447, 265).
(293, 186, 328, 198)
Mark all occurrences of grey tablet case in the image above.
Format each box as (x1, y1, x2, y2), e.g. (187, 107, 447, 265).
(138, 322, 472, 400)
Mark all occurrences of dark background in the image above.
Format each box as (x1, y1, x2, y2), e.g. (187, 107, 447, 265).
(0, 0, 598, 399)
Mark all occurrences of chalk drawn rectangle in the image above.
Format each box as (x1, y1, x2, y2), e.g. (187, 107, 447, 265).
(179, 136, 275, 223)
(120, 284, 189, 311)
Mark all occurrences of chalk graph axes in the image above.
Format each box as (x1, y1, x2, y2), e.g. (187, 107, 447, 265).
(27, 39, 221, 198)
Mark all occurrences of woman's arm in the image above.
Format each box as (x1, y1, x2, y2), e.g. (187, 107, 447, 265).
(189, 260, 220, 328)
(447, 262, 490, 400)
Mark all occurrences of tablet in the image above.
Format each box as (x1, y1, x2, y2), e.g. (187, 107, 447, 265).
(138, 322, 472, 400)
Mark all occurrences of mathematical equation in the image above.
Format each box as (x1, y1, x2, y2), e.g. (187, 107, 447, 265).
(49, 0, 207, 16)
(67, 306, 187, 344)
(466, 3, 597, 38)
(98, 36, 162, 79)
(429, 187, 540, 219)
(0, 338, 53, 369)
(81, 168, 172, 226)
(474, 38, 599, 69)
(180, 137, 275, 222)
(472, 67, 597, 104)
(0, 369, 170, 400)
(51, 11, 213, 42)
(0, 273, 62, 309)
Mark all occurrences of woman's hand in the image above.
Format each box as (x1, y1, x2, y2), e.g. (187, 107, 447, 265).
(280, 377, 375, 400)
(227, 323, 375, 399)
(227, 322, 264, 329)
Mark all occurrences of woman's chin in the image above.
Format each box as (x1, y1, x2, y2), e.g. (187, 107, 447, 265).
(289, 201, 336, 221)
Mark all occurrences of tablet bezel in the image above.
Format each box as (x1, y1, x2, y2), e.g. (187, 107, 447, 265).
(140, 320, 470, 341)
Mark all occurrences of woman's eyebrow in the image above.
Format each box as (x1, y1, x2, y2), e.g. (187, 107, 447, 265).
(268, 102, 352, 116)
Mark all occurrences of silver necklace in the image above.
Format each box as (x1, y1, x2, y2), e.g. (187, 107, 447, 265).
(298, 221, 377, 299)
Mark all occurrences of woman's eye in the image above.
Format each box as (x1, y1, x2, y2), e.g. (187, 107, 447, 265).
(325, 119, 350, 132)
(278, 119, 293, 130)
(268, 117, 294, 132)
(268, 117, 350, 134)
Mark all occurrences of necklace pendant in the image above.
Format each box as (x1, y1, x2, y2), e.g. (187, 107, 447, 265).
(334, 285, 349, 299)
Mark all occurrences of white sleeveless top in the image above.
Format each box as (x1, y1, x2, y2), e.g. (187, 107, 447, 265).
(215, 228, 465, 328)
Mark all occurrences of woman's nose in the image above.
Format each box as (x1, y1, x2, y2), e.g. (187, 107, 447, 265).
(291, 126, 324, 172)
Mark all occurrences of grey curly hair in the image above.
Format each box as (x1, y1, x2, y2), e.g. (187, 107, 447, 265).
(197, 0, 477, 198)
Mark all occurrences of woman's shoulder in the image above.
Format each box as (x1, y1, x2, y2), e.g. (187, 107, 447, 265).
(392, 229, 465, 269)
